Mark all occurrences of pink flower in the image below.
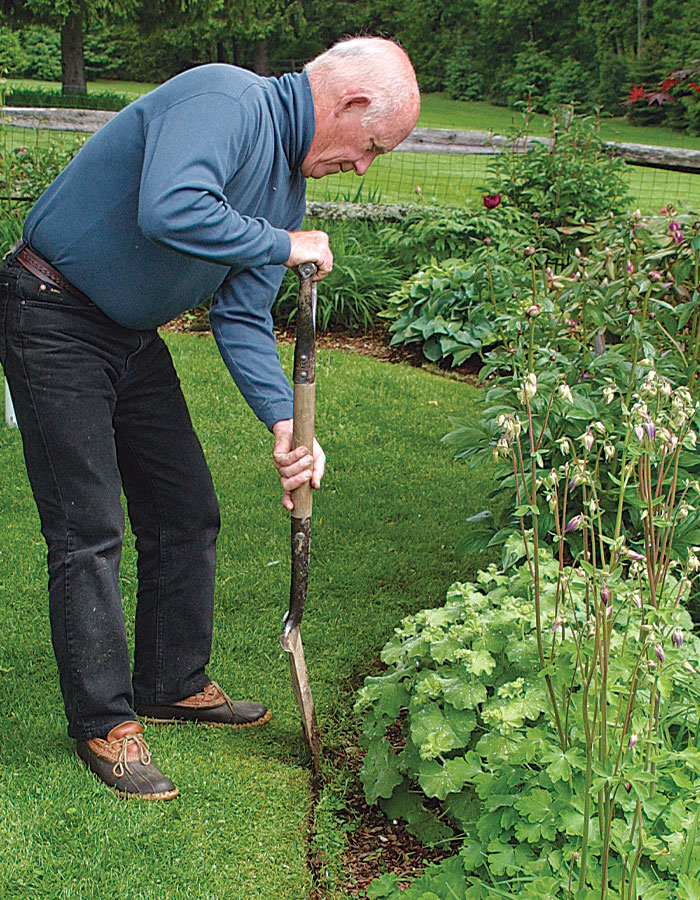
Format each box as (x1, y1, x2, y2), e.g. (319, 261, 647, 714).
(483, 193, 502, 209)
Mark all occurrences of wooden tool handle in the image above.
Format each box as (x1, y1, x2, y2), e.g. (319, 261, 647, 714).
(290, 266, 317, 521)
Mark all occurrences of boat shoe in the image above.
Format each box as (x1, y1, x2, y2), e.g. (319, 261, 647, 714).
(75, 720, 178, 800)
(134, 681, 271, 728)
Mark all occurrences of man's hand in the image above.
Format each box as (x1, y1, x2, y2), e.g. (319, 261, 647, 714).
(286, 230, 333, 279)
(272, 419, 326, 511)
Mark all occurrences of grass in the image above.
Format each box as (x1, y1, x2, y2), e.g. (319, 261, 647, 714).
(0, 333, 490, 899)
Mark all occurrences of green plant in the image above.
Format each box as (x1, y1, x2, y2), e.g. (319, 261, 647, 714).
(273, 219, 404, 332)
(357, 523, 700, 898)
(4, 86, 130, 111)
(485, 111, 632, 227)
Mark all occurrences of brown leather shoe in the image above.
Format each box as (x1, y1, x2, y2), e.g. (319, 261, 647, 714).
(135, 681, 271, 728)
(75, 721, 178, 800)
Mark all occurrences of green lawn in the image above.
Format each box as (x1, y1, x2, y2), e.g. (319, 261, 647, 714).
(0, 333, 489, 899)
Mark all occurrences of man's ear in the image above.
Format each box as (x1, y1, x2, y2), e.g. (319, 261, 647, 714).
(333, 93, 372, 117)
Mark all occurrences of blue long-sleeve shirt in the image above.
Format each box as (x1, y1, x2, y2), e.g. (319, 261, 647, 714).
(23, 64, 315, 428)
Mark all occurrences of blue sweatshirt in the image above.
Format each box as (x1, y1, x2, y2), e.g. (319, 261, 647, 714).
(23, 64, 315, 429)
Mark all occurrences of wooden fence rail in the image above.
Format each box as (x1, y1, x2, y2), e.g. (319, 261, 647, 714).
(3, 107, 700, 175)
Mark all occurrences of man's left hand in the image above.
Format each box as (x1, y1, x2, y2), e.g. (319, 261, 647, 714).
(272, 419, 326, 511)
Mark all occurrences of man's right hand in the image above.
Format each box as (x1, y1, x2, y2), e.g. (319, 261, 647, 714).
(286, 230, 333, 279)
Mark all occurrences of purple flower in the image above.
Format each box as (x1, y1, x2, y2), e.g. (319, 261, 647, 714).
(565, 514, 584, 534)
(600, 585, 610, 604)
(672, 628, 684, 649)
(655, 643, 665, 665)
(644, 420, 657, 442)
(628, 733, 638, 750)
(483, 193, 501, 209)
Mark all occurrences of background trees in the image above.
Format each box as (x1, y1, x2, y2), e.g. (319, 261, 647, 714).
(0, 0, 699, 131)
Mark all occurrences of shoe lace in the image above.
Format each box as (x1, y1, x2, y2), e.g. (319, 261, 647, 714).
(209, 680, 236, 717)
(112, 733, 151, 778)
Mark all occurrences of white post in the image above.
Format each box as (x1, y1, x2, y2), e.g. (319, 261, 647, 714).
(5, 380, 17, 428)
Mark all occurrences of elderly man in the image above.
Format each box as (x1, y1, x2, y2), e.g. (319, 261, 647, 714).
(0, 37, 419, 799)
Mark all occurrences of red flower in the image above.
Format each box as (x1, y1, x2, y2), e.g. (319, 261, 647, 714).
(625, 85, 646, 105)
(483, 193, 501, 209)
(690, 82, 700, 93)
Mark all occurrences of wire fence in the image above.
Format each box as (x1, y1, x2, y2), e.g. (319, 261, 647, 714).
(1, 116, 699, 216)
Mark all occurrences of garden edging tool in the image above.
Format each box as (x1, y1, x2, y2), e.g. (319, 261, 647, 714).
(280, 260, 321, 775)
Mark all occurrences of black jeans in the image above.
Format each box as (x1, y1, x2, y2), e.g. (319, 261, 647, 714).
(0, 252, 220, 740)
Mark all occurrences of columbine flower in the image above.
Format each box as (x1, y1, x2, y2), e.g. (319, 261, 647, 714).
(558, 383, 574, 404)
(604, 442, 615, 462)
(655, 643, 665, 665)
(644, 420, 657, 442)
(627, 260, 635, 274)
(626, 548, 645, 563)
(672, 628, 684, 649)
(524, 245, 536, 257)
(628, 733, 638, 750)
(483, 193, 501, 209)
(557, 436, 572, 456)
(565, 514, 584, 534)
(649, 270, 663, 282)
(635, 424, 645, 442)
(519, 372, 537, 404)
(600, 584, 610, 604)
(581, 429, 595, 452)
(603, 383, 616, 405)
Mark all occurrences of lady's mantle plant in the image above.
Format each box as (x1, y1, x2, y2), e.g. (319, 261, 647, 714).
(356, 372, 700, 899)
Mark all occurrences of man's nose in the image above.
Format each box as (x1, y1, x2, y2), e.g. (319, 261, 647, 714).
(354, 152, 377, 176)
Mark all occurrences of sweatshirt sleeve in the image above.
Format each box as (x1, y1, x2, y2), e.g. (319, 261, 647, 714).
(209, 264, 294, 430)
(137, 91, 291, 268)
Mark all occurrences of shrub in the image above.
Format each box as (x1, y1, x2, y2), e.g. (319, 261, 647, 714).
(445, 51, 485, 102)
(485, 111, 632, 227)
(3, 87, 130, 111)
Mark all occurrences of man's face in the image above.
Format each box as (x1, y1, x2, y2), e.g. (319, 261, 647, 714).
(301, 101, 413, 180)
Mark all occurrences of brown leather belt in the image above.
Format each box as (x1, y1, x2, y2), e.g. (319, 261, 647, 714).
(16, 244, 93, 306)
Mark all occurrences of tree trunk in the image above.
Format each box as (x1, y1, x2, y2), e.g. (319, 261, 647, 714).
(254, 38, 269, 76)
(637, 0, 647, 57)
(61, 11, 87, 96)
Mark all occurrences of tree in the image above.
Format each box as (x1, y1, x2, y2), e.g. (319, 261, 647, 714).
(1, 0, 137, 95)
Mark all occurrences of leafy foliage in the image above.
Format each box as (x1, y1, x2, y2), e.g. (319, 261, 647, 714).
(273, 218, 404, 333)
(486, 111, 632, 227)
(3, 85, 130, 110)
(356, 534, 700, 898)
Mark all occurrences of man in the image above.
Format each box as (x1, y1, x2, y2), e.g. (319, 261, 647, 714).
(0, 37, 420, 800)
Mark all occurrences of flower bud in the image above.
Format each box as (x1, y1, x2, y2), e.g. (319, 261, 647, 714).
(558, 383, 574, 404)
(625, 782, 632, 793)
(574, 247, 582, 258)
(654, 643, 665, 665)
(600, 584, 610, 604)
(628, 733, 638, 750)
(524, 245, 536, 257)
(564, 514, 584, 534)
(526, 304, 541, 317)
(644, 420, 657, 442)
(582, 429, 595, 452)
(672, 628, 684, 649)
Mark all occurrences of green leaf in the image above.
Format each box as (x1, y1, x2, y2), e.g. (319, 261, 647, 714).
(442, 678, 487, 710)
(360, 740, 404, 803)
(367, 872, 400, 900)
(418, 753, 481, 800)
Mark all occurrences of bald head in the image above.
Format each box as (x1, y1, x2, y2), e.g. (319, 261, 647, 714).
(301, 37, 420, 179)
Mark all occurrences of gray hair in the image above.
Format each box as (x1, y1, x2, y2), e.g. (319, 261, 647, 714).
(305, 37, 417, 126)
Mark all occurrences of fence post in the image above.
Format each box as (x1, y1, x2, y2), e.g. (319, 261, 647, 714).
(5, 380, 17, 428)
